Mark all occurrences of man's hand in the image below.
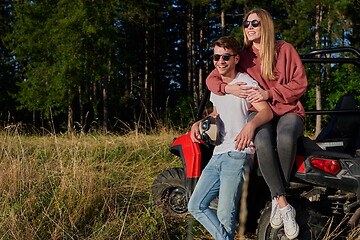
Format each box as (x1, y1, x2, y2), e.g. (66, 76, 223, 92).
(190, 121, 201, 143)
(246, 88, 269, 103)
(224, 82, 255, 98)
(234, 123, 255, 151)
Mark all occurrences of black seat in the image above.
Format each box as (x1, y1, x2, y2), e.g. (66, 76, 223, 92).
(316, 95, 360, 154)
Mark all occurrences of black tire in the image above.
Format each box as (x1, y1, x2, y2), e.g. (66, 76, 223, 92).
(151, 168, 187, 217)
(256, 198, 330, 240)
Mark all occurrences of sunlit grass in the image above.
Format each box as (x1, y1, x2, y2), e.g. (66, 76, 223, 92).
(0, 126, 192, 239)
(0, 125, 358, 239)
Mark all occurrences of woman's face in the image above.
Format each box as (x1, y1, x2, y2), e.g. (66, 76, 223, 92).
(244, 13, 262, 45)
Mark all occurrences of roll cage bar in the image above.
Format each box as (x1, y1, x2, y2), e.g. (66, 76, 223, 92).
(300, 47, 360, 67)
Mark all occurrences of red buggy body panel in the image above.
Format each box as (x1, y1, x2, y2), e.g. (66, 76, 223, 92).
(171, 133, 202, 178)
(170, 133, 214, 198)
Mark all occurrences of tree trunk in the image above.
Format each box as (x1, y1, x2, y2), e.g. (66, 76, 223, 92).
(102, 54, 111, 133)
(327, 6, 332, 48)
(102, 77, 108, 133)
(324, 5, 332, 132)
(186, 5, 194, 96)
(67, 88, 74, 135)
(79, 86, 84, 128)
(205, 40, 210, 86)
(150, 24, 158, 113)
(33, 111, 36, 127)
(144, 26, 152, 129)
(191, 7, 197, 107)
(145, 28, 150, 111)
(221, 8, 225, 35)
(199, 27, 204, 99)
(91, 81, 98, 122)
(315, 4, 323, 137)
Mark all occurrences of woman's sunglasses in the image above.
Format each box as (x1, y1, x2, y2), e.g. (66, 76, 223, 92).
(242, 20, 261, 28)
(212, 54, 237, 61)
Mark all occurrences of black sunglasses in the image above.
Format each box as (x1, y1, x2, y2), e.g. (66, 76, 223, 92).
(212, 54, 237, 61)
(201, 119, 210, 131)
(199, 119, 211, 144)
(242, 20, 261, 28)
(200, 132, 210, 144)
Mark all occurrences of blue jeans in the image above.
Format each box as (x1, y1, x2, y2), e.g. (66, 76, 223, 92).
(188, 151, 252, 240)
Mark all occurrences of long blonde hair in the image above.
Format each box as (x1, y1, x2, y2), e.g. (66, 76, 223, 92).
(243, 9, 276, 81)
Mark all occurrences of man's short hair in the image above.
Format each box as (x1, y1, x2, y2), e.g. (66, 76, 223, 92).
(213, 36, 240, 54)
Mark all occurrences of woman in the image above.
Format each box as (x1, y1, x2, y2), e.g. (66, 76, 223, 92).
(206, 9, 307, 240)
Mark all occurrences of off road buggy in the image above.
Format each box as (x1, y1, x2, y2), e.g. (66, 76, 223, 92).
(152, 47, 360, 239)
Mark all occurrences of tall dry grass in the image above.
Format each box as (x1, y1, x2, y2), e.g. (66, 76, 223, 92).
(2, 125, 358, 240)
(0, 126, 199, 239)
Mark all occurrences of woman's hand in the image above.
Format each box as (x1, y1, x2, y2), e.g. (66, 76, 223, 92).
(225, 82, 255, 98)
(246, 88, 269, 103)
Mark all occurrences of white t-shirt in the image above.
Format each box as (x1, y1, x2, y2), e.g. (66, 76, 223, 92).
(210, 72, 259, 155)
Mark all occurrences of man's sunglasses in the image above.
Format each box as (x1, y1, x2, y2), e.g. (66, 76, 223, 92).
(212, 54, 237, 61)
(242, 20, 261, 28)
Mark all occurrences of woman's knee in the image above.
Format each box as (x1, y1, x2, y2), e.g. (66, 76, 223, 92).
(277, 115, 304, 139)
(277, 132, 297, 146)
(254, 129, 272, 147)
(254, 124, 274, 147)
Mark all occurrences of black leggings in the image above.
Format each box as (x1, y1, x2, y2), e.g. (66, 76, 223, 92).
(249, 112, 304, 199)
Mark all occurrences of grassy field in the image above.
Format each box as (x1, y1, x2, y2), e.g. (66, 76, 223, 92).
(0, 126, 215, 239)
(1, 126, 359, 240)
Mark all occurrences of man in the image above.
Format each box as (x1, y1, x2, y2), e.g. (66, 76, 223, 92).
(187, 36, 273, 240)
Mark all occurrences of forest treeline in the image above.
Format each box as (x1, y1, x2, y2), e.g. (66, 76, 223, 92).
(1, 0, 360, 134)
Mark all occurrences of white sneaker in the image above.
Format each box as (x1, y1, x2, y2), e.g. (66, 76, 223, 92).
(270, 198, 283, 229)
(281, 204, 299, 240)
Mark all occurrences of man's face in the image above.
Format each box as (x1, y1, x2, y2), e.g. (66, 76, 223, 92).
(213, 46, 239, 77)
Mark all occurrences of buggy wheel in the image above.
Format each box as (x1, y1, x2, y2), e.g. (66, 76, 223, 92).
(152, 168, 187, 217)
